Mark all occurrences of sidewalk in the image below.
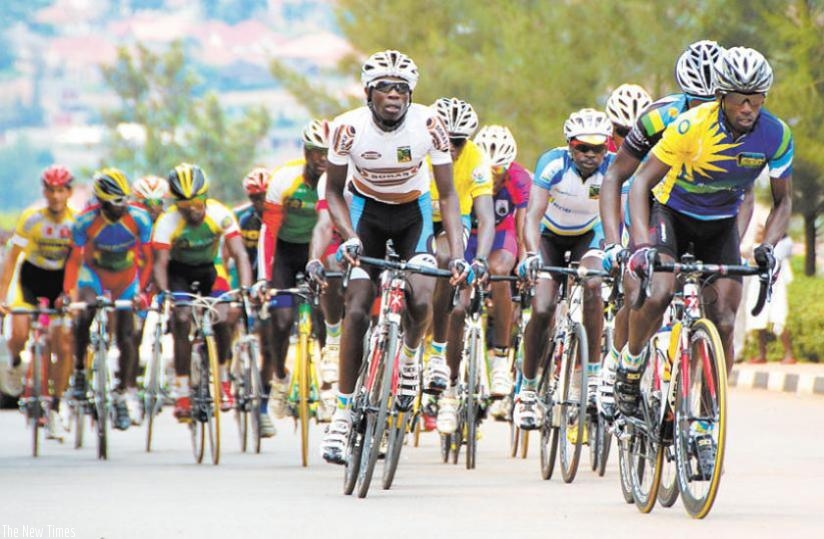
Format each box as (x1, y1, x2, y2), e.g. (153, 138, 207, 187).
(730, 361, 824, 396)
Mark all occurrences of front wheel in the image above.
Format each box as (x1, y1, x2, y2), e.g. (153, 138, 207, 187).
(93, 343, 109, 461)
(559, 322, 587, 483)
(674, 319, 727, 519)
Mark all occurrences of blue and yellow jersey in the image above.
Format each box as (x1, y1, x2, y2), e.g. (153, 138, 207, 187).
(623, 93, 690, 161)
(651, 102, 793, 220)
(10, 205, 75, 270)
(234, 202, 262, 271)
(72, 203, 153, 272)
(430, 140, 493, 227)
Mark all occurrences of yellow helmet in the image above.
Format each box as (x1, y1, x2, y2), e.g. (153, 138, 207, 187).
(168, 163, 208, 200)
(93, 168, 131, 203)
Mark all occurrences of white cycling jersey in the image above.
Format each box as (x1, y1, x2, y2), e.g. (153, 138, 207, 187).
(327, 104, 452, 205)
(533, 147, 616, 236)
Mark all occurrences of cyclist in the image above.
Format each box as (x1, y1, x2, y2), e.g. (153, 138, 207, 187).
(515, 108, 615, 430)
(605, 83, 652, 151)
(257, 119, 328, 436)
(234, 167, 269, 282)
(0, 165, 76, 440)
(319, 50, 470, 464)
(425, 97, 495, 435)
(152, 163, 253, 421)
(615, 45, 792, 466)
(62, 169, 154, 430)
(597, 40, 730, 418)
(471, 125, 532, 416)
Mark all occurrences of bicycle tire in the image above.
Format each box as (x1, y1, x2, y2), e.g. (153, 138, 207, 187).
(617, 437, 634, 503)
(94, 340, 108, 460)
(248, 338, 263, 454)
(356, 321, 399, 498)
(381, 410, 409, 489)
(538, 342, 557, 480)
(627, 349, 664, 513)
(559, 322, 587, 483)
(297, 332, 311, 467)
(674, 318, 727, 519)
(190, 343, 207, 464)
(145, 322, 163, 453)
(31, 341, 43, 458)
(596, 417, 612, 477)
(236, 362, 249, 453)
(451, 401, 465, 465)
(465, 326, 481, 470)
(73, 397, 85, 450)
(206, 336, 221, 465)
(658, 445, 679, 507)
(440, 433, 451, 463)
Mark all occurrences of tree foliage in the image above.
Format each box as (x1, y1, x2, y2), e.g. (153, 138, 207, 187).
(0, 137, 53, 211)
(99, 41, 271, 201)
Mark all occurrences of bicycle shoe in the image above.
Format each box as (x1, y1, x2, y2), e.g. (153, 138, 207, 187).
(597, 366, 617, 421)
(320, 410, 351, 465)
(270, 373, 290, 419)
(514, 389, 543, 430)
(320, 343, 340, 384)
(220, 380, 234, 412)
(436, 387, 459, 434)
(489, 355, 513, 398)
(690, 421, 717, 481)
(424, 355, 449, 395)
(395, 361, 419, 412)
(113, 392, 131, 431)
(45, 409, 65, 442)
(259, 413, 277, 438)
(614, 365, 642, 417)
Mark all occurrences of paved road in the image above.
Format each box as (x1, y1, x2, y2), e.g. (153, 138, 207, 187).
(1, 388, 822, 539)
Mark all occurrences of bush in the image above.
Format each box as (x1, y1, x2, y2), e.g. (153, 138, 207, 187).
(741, 256, 824, 362)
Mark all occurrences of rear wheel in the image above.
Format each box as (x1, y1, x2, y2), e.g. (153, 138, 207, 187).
(248, 339, 263, 454)
(382, 410, 409, 489)
(658, 445, 679, 507)
(145, 325, 163, 453)
(559, 322, 587, 483)
(538, 345, 558, 480)
(297, 333, 311, 467)
(617, 436, 635, 504)
(674, 319, 727, 519)
(94, 343, 109, 461)
(30, 345, 44, 458)
(465, 327, 481, 470)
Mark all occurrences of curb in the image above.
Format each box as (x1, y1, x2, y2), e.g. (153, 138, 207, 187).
(729, 367, 824, 396)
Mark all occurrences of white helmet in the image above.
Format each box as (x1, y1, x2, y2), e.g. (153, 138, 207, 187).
(675, 40, 724, 98)
(361, 50, 419, 91)
(474, 125, 517, 169)
(606, 84, 652, 128)
(302, 119, 330, 149)
(563, 108, 613, 144)
(132, 175, 168, 200)
(432, 97, 479, 138)
(712, 46, 773, 94)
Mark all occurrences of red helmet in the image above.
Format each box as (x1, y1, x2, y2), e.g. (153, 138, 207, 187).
(242, 167, 271, 195)
(41, 165, 74, 188)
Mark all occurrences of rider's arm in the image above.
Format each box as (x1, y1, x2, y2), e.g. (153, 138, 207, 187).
(522, 182, 548, 255)
(432, 162, 464, 259)
(258, 201, 283, 281)
(762, 175, 793, 247)
(153, 248, 170, 292)
(628, 155, 671, 247)
(736, 187, 755, 240)
(138, 243, 154, 292)
(325, 162, 354, 240)
(226, 234, 252, 288)
(472, 194, 495, 260)
(0, 243, 23, 307)
(600, 147, 642, 245)
(309, 209, 335, 262)
(62, 246, 83, 300)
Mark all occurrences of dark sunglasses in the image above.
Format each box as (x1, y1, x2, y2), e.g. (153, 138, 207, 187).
(613, 124, 631, 138)
(570, 141, 607, 154)
(371, 80, 411, 94)
(449, 137, 468, 150)
(722, 92, 766, 107)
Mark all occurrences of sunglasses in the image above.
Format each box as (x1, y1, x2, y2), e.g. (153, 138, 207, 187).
(176, 197, 206, 211)
(722, 92, 766, 107)
(103, 196, 129, 207)
(613, 124, 631, 138)
(144, 199, 164, 208)
(570, 141, 607, 154)
(371, 80, 411, 94)
(449, 137, 468, 150)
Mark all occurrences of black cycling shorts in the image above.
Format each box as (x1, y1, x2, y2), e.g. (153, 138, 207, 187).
(168, 260, 221, 297)
(538, 229, 597, 268)
(649, 202, 742, 282)
(18, 260, 64, 308)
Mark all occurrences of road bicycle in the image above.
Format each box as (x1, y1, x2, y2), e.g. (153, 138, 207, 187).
(143, 296, 171, 453)
(618, 249, 772, 517)
(342, 242, 452, 498)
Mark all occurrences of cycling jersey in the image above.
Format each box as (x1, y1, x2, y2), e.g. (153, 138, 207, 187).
(533, 147, 615, 236)
(623, 93, 690, 160)
(72, 204, 153, 273)
(10, 205, 75, 271)
(152, 199, 240, 266)
(327, 104, 451, 204)
(430, 139, 493, 226)
(471, 161, 531, 231)
(651, 102, 793, 220)
(234, 202, 262, 273)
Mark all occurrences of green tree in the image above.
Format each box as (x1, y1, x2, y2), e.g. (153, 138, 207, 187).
(99, 41, 271, 201)
(0, 137, 53, 211)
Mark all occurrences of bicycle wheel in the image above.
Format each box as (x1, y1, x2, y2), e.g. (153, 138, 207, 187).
(233, 347, 249, 453)
(30, 342, 44, 458)
(596, 416, 612, 477)
(145, 322, 163, 453)
(247, 338, 263, 454)
(617, 437, 635, 504)
(94, 342, 109, 460)
(190, 343, 207, 464)
(538, 345, 558, 480)
(465, 326, 481, 470)
(206, 336, 221, 465)
(356, 321, 398, 498)
(451, 399, 465, 465)
(559, 322, 587, 483)
(297, 332, 311, 467)
(381, 410, 409, 489)
(627, 352, 664, 513)
(674, 319, 727, 519)
(658, 444, 679, 507)
(343, 398, 365, 495)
